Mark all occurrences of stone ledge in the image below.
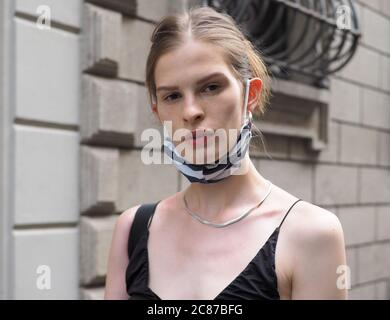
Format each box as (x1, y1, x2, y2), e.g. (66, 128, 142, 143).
(256, 79, 330, 152)
(80, 145, 119, 215)
(81, 286, 105, 300)
(86, 0, 137, 17)
(80, 215, 117, 286)
(137, 0, 188, 22)
(15, 18, 80, 125)
(80, 75, 137, 147)
(82, 3, 121, 77)
(14, 125, 79, 225)
(13, 228, 79, 299)
(272, 78, 330, 104)
(15, 0, 83, 29)
(116, 149, 179, 211)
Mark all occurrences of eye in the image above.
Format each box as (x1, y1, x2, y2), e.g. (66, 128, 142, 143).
(203, 83, 219, 92)
(164, 92, 180, 102)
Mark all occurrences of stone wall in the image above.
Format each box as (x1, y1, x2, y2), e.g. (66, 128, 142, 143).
(256, 0, 390, 300)
(328, 0, 390, 299)
(1, 0, 389, 300)
(253, 0, 390, 300)
(1, 0, 82, 299)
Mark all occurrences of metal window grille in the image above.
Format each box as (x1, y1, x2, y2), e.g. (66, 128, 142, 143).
(203, 0, 361, 88)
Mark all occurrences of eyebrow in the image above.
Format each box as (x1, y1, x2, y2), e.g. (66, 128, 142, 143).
(156, 72, 226, 92)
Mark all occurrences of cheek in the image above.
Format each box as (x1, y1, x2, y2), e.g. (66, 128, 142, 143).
(219, 86, 242, 120)
(157, 106, 176, 123)
(215, 95, 241, 127)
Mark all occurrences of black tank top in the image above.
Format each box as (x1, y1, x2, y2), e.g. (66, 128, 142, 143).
(126, 198, 302, 300)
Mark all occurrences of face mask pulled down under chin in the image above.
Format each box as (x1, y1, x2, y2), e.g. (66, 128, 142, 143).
(162, 117, 253, 184)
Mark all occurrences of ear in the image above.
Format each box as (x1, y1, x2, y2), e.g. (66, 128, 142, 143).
(248, 78, 263, 113)
(151, 103, 161, 122)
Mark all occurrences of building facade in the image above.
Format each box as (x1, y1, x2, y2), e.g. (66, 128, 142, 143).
(0, 0, 389, 299)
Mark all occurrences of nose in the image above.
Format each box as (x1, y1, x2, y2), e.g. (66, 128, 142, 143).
(182, 95, 205, 125)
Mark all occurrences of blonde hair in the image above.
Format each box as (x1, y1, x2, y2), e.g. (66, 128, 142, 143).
(145, 5, 272, 117)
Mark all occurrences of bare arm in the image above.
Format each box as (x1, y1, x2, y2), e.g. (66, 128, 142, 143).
(291, 209, 348, 300)
(104, 205, 141, 300)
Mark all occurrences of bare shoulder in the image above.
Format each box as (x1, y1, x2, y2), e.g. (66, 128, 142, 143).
(282, 200, 347, 299)
(278, 198, 345, 264)
(104, 203, 142, 299)
(116, 204, 142, 233)
(115, 193, 178, 235)
(290, 200, 344, 246)
(271, 184, 343, 243)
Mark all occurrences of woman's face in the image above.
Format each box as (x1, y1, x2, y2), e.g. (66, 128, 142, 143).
(153, 40, 254, 164)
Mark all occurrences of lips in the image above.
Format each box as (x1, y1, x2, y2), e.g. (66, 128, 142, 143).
(184, 129, 214, 142)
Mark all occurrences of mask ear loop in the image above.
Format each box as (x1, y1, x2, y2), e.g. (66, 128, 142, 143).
(242, 78, 251, 125)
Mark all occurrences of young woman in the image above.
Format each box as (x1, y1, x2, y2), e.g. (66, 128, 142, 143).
(104, 6, 347, 300)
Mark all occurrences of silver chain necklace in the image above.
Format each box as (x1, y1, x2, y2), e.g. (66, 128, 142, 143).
(183, 180, 273, 228)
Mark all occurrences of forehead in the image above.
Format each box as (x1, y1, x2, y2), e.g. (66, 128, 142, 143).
(154, 40, 235, 87)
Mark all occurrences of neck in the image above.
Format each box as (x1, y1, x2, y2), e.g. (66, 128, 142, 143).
(182, 155, 269, 223)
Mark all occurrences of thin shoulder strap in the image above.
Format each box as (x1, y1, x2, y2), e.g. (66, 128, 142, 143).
(278, 199, 302, 229)
(127, 201, 160, 260)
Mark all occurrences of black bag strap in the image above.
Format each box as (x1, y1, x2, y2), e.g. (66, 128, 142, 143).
(127, 202, 160, 260)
